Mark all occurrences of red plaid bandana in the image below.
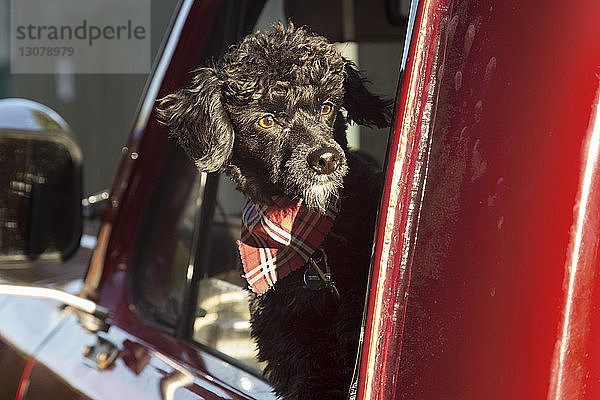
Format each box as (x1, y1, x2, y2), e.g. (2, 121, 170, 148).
(238, 196, 339, 295)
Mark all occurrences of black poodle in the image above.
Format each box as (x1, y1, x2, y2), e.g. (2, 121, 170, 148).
(158, 22, 391, 400)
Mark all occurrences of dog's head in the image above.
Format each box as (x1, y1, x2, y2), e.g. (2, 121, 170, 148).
(157, 22, 391, 213)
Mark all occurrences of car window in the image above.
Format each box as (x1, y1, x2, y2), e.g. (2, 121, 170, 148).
(132, 143, 263, 371)
(132, 143, 198, 329)
(191, 177, 262, 370)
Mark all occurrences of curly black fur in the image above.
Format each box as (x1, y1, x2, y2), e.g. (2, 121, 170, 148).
(158, 22, 391, 400)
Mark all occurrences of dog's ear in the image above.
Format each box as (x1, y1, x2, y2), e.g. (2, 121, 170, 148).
(343, 60, 393, 129)
(156, 68, 234, 172)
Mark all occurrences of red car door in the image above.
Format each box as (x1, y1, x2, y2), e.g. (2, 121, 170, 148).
(358, 0, 600, 399)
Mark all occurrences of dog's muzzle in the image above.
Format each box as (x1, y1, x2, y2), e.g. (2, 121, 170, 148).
(308, 146, 342, 175)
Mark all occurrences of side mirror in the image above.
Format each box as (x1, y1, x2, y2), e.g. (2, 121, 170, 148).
(0, 98, 82, 265)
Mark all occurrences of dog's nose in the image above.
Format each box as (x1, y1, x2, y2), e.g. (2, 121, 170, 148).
(308, 146, 342, 175)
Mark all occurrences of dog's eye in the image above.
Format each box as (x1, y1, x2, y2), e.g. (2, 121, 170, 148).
(258, 115, 275, 129)
(320, 103, 333, 116)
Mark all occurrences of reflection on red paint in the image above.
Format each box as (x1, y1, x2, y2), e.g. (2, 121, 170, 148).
(549, 83, 600, 400)
(15, 357, 34, 400)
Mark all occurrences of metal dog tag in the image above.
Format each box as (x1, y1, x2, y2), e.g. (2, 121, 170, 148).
(304, 267, 340, 300)
(304, 268, 325, 291)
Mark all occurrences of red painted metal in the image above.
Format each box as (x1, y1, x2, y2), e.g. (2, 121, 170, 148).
(548, 87, 600, 400)
(14, 356, 34, 400)
(359, 0, 600, 399)
(357, 0, 453, 398)
(26, 312, 263, 400)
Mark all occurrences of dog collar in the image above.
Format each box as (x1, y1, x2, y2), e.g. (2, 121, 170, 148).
(238, 195, 339, 295)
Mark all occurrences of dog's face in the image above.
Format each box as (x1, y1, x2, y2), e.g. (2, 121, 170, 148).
(158, 23, 390, 213)
(225, 87, 348, 213)
(221, 33, 350, 213)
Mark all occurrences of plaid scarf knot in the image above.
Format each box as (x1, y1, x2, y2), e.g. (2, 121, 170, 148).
(238, 196, 339, 295)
